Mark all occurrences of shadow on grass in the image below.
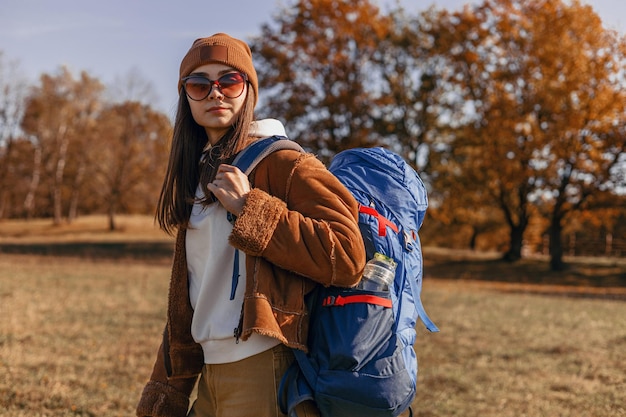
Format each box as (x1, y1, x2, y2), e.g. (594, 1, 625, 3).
(0, 241, 174, 262)
(2, 242, 625, 300)
(423, 250, 626, 301)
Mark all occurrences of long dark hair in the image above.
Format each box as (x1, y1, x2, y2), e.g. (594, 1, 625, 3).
(155, 86, 256, 235)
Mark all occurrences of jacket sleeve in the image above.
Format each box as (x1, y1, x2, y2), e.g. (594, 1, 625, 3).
(136, 341, 199, 417)
(230, 150, 365, 287)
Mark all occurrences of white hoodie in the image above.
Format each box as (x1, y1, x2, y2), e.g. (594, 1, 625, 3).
(186, 119, 287, 364)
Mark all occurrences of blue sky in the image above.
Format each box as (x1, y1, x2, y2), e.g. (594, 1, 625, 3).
(1, 0, 624, 117)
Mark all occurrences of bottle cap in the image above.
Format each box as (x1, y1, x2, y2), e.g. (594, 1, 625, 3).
(373, 252, 396, 270)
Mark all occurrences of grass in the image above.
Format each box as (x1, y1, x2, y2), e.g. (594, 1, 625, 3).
(413, 280, 626, 416)
(1, 215, 625, 416)
(0, 255, 168, 417)
(0, 215, 170, 243)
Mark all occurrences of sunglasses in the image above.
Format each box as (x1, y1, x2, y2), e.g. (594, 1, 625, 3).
(182, 72, 248, 101)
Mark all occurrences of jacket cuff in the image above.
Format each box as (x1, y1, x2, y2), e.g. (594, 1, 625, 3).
(136, 380, 190, 417)
(230, 188, 286, 255)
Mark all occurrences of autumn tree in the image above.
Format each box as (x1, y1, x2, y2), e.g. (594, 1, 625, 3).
(91, 101, 170, 230)
(21, 67, 103, 223)
(366, 6, 511, 250)
(6, 66, 171, 223)
(523, 1, 626, 269)
(421, 0, 626, 268)
(367, 7, 452, 166)
(250, 1, 520, 252)
(251, 0, 391, 160)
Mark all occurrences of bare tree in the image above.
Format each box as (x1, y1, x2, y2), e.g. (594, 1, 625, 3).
(107, 67, 159, 108)
(0, 52, 29, 218)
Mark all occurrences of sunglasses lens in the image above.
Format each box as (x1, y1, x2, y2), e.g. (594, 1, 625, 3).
(217, 73, 245, 98)
(184, 77, 211, 100)
(183, 73, 246, 100)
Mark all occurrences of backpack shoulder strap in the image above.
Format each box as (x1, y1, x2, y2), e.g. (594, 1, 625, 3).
(232, 136, 304, 175)
(226, 136, 303, 329)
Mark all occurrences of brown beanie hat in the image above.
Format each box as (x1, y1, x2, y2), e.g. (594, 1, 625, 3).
(178, 33, 258, 105)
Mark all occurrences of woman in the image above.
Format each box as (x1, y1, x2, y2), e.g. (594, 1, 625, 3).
(136, 33, 365, 417)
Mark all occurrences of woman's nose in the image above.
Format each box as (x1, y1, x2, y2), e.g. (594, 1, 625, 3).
(207, 82, 224, 100)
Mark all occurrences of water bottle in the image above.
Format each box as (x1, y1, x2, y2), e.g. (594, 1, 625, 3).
(357, 253, 396, 291)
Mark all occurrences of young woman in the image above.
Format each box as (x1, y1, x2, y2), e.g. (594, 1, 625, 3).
(136, 33, 365, 417)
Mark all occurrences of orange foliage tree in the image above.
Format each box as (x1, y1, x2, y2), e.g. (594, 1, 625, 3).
(251, 0, 392, 160)
(16, 66, 172, 226)
(420, 0, 626, 268)
(21, 67, 103, 223)
(91, 101, 171, 230)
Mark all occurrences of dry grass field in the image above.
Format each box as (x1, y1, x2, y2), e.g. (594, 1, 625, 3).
(1, 216, 625, 416)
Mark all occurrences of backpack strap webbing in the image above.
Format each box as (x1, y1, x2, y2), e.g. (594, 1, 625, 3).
(321, 294, 392, 308)
(232, 136, 304, 175)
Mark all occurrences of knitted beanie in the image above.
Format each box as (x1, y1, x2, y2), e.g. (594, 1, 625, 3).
(178, 33, 258, 105)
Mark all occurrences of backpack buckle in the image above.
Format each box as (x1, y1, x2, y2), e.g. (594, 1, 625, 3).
(403, 231, 415, 252)
(322, 296, 336, 306)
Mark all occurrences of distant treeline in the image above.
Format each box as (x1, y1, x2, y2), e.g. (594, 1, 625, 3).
(1, 0, 624, 270)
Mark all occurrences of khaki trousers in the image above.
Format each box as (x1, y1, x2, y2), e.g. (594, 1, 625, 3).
(187, 344, 319, 417)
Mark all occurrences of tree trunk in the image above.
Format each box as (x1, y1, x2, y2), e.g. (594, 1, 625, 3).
(503, 224, 524, 262)
(0, 139, 15, 219)
(67, 159, 86, 223)
(108, 199, 118, 231)
(0, 189, 6, 219)
(469, 227, 478, 250)
(52, 134, 70, 225)
(0, 172, 7, 219)
(549, 215, 566, 271)
(108, 209, 116, 231)
(24, 145, 42, 219)
(108, 188, 119, 231)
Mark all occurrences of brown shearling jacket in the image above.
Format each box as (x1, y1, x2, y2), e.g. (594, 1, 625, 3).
(136, 148, 366, 417)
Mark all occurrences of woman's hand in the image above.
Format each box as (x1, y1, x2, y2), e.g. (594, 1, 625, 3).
(206, 164, 250, 216)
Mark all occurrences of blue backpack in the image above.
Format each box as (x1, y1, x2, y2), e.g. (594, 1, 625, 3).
(233, 138, 438, 417)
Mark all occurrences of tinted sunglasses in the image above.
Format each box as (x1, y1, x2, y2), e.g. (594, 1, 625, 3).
(182, 72, 248, 101)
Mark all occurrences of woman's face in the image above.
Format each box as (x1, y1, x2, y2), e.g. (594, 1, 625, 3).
(183, 63, 248, 145)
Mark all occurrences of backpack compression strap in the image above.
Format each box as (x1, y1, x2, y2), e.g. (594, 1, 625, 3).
(322, 294, 392, 308)
(359, 205, 399, 237)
